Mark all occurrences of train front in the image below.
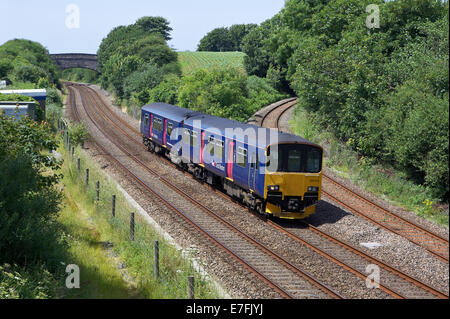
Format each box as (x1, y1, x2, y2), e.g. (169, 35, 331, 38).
(264, 142, 323, 219)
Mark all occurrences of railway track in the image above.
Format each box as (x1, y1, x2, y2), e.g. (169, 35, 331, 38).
(66, 83, 344, 299)
(259, 99, 449, 264)
(66, 83, 448, 299)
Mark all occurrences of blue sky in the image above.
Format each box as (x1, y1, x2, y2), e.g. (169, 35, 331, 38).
(1, 0, 285, 53)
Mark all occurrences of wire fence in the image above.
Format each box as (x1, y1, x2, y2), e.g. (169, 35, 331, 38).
(59, 122, 219, 299)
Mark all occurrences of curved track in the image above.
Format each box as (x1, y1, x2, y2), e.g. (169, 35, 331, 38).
(66, 83, 448, 299)
(260, 100, 449, 264)
(66, 83, 344, 299)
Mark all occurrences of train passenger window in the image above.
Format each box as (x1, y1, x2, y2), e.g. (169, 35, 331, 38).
(167, 123, 173, 137)
(191, 131, 198, 146)
(153, 118, 162, 132)
(215, 139, 224, 159)
(183, 129, 190, 144)
(144, 114, 149, 127)
(237, 147, 247, 168)
(209, 137, 215, 156)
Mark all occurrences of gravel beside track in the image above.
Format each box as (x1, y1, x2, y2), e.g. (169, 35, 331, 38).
(257, 100, 449, 296)
(65, 83, 448, 299)
(66, 84, 348, 299)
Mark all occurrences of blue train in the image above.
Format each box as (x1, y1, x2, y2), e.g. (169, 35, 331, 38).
(141, 103, 323, 220)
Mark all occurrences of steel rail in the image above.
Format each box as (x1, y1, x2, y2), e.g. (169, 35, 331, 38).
(258, 100, 449, 264)
(67, 84, 344, 299)
(73, 84, 448, 299)
(74, 83, 448, 299)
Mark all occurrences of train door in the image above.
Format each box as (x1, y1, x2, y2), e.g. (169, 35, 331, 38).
(227, 140, 235, 180)
(163, 119, 167, 146)
(149, 114, 153, 138)
(200, 131, 205, 165)
(249, 152, 256, 191)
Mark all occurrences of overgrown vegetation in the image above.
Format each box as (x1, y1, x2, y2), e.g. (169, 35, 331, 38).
(240, 0, 449, 202)
(98, 16, 287, 122)
(0, 112, 66, 298)
(197, 24, 257, 52)
(62, 146, 221, 299)
(61, 68, 99, 84)
(97, 16, 179, 109)
(0, 39, 60, 89)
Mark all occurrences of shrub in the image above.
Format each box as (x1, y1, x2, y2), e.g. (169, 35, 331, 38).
(0, 114, 63, 268)
(68, 122, 89, 147)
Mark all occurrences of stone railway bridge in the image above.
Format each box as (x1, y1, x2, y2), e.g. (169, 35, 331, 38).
(50, 53, 98, 72)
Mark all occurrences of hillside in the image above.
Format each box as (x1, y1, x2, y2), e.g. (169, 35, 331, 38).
(178, 51, 246, 76)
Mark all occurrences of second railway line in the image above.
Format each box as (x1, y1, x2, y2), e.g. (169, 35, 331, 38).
(64, 82, 449, 299)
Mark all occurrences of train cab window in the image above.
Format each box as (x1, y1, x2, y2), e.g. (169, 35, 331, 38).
(287, 149, 302, 172)
(144, 114, 149, 127)
(167, 123, 173, 137)
(237, 147, 247, 168)
(215, 139, 224, 159)
(267, 145, 322, 173)
(209, 136, 215, 156)
(306, 148, 322, 173)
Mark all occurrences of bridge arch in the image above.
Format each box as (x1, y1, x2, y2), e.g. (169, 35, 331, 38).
(50, 53, 99, 72)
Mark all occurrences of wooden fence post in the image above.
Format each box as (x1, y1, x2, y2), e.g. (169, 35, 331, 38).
(188, 276, 195, 299)
(96, 181, 100, 202)
(130, 213, 135, 241)
(85, 169, 89, 187)
(154, 241, 159, 279)
(77, 158, 81, 174)
(111, 195, 116, 218)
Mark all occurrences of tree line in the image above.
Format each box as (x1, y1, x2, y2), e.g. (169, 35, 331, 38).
(199, 0, 449, 201)
(97, 17, 286, 122)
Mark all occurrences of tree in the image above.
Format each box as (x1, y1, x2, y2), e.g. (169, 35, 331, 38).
(0, 114, 63, 266)
(229, 24, 258, 51)
(136, 16, 173, 41)
(197, 27, 233, 52)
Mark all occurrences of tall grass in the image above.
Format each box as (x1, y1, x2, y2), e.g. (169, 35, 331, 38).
(62, 144, 221, 299)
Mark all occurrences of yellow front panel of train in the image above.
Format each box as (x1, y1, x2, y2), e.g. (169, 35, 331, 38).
(264, 172, 322, 199)
(264, 172, 322, 219)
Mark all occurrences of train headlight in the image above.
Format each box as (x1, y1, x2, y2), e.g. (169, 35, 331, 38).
(268, 185, 280, 192)
(308, 186, 319, 193)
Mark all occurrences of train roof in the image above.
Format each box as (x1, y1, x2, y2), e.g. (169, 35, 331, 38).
(142, 103, 202, 122)
(186, 113, 317, 149)
(142, 103, 321, 149)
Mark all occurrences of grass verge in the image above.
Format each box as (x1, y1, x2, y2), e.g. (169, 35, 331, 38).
(61, 143, 221, 299)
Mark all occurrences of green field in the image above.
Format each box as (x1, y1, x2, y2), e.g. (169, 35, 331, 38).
(178, 51, 246, 76)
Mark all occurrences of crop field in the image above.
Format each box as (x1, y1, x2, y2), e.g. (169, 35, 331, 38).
(178, 51, 247, 76)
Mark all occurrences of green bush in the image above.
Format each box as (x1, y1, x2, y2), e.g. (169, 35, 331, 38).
(0, 263, 61, 299)
(0, 39, 60, 87)
(177, 68, 286, 122)
(68, 122, 89, 147)
(147, 74, 181, 105)
(46, 88, 63, 108)
(0, 114, 63, 268)
(123, 63, 165, 103)
(246, 0, 449, 201)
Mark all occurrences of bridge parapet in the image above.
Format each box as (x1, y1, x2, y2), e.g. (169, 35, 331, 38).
(50, 53, 98, 72)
